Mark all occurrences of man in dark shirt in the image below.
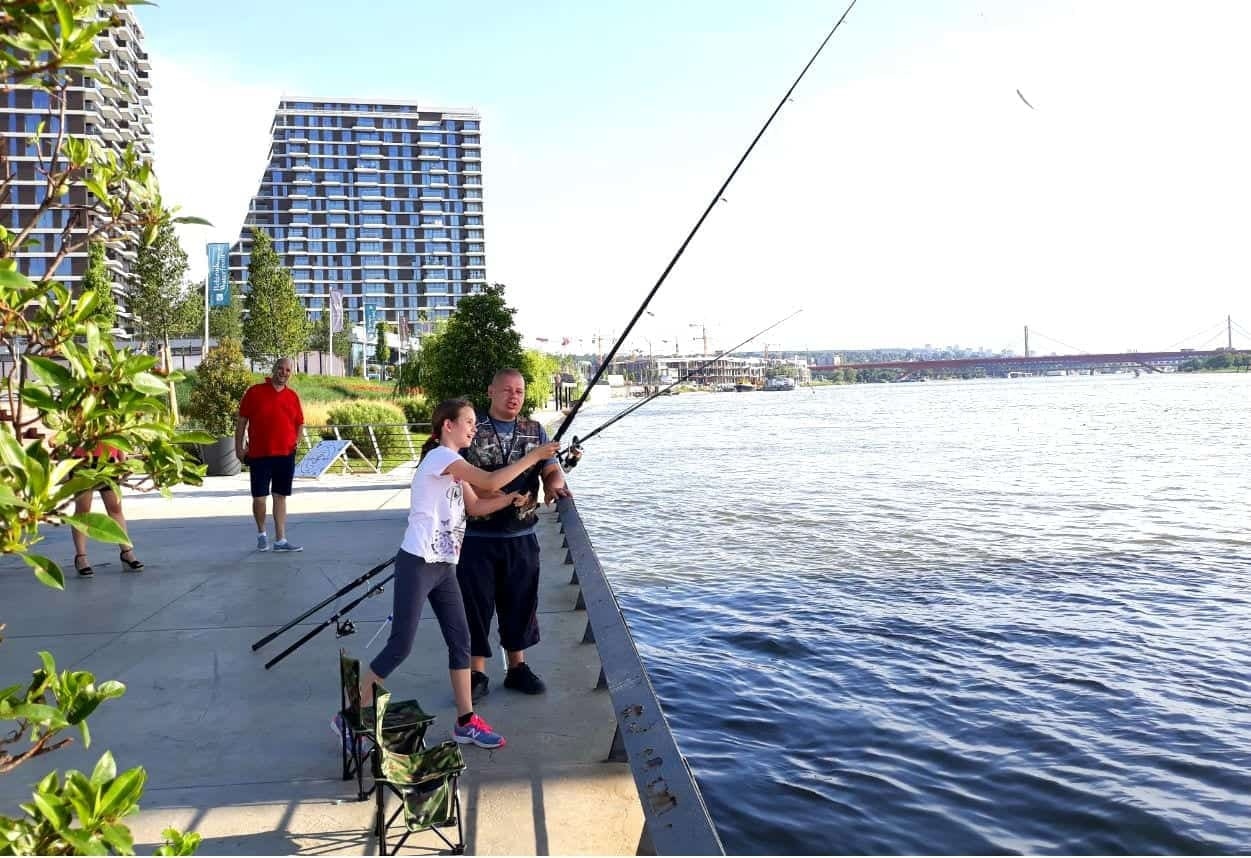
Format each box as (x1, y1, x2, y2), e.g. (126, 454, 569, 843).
(458, 368, 571, 699)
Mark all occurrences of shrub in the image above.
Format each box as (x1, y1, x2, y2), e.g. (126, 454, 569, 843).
(186, 339, 253, 437)
(324, 401, 410, 465)
(397, 396, 432, 427)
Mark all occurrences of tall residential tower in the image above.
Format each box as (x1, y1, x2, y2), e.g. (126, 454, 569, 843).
(229, 98, 486, 335)
(2, 5, 153, 311)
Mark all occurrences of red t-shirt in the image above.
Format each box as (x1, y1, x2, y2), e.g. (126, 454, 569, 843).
(239, 381, 303, 458)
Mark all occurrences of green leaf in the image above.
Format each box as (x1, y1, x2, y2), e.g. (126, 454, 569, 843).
(8, 702, 63, 722)
(98, 766, 145, 818)
(31, 792, 71, 832)
(64, 511, 129, 544)
(22, 553, 65, 590)
(24, 355, 74, 388)
(90, 751, 117, 785)
(172, 215, 212, 226)
(131, 372, 168, 396)
(100, 822, 135, 854)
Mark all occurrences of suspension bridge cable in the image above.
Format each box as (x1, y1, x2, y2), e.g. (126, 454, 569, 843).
(1168, 320, 1228, 350)
(1028, 329, 1092, 355)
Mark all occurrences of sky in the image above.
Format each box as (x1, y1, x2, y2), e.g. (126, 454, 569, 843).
(140, 0, 1251, 355)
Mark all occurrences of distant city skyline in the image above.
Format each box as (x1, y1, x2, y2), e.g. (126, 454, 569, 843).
(142, 1, 1250, 354)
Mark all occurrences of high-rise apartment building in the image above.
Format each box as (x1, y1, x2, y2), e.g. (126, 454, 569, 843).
(1, 5, 152, 308)
(229, 99, 487, 334)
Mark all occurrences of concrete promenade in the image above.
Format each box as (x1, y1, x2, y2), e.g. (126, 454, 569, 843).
(0, 466, 642, 854)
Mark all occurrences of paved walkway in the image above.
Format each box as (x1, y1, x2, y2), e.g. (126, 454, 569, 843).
(0, 467, 641, 854)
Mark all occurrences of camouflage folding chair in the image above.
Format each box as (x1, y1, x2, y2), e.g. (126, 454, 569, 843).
(338, 649, 435, 800)
(372, 689, 468, 856)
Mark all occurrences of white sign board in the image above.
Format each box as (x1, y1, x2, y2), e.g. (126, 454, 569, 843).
(294, 440, 353, 479)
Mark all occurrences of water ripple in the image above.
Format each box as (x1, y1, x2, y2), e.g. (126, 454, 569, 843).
(577, 376, 1251, 853)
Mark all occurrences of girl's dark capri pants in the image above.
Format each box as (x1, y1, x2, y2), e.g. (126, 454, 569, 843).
(370, 549, 472, 678)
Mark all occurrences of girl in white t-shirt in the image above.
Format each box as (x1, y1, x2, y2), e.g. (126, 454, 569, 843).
(358, 398, 558, 749)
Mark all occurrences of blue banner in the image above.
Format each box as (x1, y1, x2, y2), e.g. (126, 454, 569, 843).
(364, 303, 378, 330)
(207, 243, 231, 307)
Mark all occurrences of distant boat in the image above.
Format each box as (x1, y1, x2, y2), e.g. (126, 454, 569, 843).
(763, 376, 796, 391)
(735, 382, 756, 392)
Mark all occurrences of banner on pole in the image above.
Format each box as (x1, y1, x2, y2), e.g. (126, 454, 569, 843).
(398, 314, 409, 343)
(364, 304, 378, 331)
(329, 287, 343, 333)
(206, 243, 231, 307)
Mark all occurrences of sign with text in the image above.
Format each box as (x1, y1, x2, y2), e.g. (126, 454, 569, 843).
(364, 303, 378, 330)
(206, 243, 231, 307)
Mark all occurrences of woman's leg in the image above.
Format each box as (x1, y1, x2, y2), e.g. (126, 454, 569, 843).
(427, 563, 474, 717)
(364, 550, 431, 706)
(100, 489, 139, 562)
(71, 490, 92, 566)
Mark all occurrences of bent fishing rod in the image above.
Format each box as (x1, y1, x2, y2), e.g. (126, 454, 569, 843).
(251, 556, 395, 653)
(264, 572, 396, 670)
(551, 0, 858, 446)
(559, 309, 803, 465)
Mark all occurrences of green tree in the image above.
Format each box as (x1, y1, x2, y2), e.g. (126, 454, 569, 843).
(521, 349, 559, 413)
(240, 228, 307, 366)
(307, 307, 349, 359)
(0, 2, 207, 853)
(128, 221, 197, 420)
(208, 289, 243, 341)
(374, 320, 392, 365)
(417, 284, 527, 409)
(81, 241, 115, 329)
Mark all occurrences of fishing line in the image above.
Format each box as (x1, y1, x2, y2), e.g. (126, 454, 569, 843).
(551, 0, 860, 443)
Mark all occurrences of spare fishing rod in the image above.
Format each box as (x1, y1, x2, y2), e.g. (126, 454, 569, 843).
(251, 556, 395, 653)
(559, 309, 803, 466)
(551, 0, 859, 445)
(264, 572, 396, 670)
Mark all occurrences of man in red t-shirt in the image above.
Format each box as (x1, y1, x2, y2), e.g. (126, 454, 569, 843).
(236, 357, 304, 552)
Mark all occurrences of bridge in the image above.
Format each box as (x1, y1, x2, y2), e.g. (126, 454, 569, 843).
(810, 349, 1251, 375)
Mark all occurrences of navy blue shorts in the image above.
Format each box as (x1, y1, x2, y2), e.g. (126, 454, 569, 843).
(248, 453, 296, 498)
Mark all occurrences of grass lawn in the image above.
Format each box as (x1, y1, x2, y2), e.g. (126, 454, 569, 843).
(176, 371, 409, 427)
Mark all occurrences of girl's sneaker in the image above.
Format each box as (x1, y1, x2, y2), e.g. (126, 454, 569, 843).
(453, 714, 506, 749)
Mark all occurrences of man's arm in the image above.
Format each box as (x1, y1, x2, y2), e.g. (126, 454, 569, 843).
(541, 461, 572, 504)
(234, 415, 249, 462)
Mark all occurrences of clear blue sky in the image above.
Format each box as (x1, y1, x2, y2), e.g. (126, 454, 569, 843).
(140, 1, 1251, 354)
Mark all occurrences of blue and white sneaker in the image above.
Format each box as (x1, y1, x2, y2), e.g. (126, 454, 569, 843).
(453, 713, 506, 749)
(256, 533, 269, 552)
(273, 539, 302, 552)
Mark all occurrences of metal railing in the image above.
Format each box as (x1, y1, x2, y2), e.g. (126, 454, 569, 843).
(556, 497, 725, 855)
(298, 422, 431, 473)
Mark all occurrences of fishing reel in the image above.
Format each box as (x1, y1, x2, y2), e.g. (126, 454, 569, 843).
(559, 438, 584, 471)
(335, 618, 357, 638)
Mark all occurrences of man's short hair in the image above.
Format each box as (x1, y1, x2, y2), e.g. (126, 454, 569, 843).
(491, 368, 524, 386)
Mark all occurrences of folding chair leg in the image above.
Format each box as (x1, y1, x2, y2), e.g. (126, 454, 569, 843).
(354, 739, 368, 801)
(376, 785, 387, 856)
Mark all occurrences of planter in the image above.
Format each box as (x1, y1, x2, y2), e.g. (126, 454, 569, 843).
(200, 435, 241, 477)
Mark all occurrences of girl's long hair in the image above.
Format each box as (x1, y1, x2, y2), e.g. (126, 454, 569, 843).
(420, 398, 474, 461)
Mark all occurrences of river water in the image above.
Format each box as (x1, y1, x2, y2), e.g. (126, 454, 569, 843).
(567, 373, 1251, 854)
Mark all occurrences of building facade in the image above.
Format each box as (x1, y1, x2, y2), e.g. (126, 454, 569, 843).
(2, 5, 152, 313)
(229, 98, 486, 334)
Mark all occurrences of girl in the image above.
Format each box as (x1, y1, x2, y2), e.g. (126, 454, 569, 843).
(70, 444, 143, 576)
(357, 398, 559, 749)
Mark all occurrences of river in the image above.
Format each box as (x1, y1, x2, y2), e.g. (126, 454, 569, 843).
(568, 373, 1251, 854)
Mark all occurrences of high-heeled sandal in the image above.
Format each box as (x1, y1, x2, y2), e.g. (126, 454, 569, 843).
(119, 548, 144, 571)
(74, 554, 94, 577)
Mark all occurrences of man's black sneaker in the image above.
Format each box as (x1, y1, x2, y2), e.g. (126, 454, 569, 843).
(470, 670, 490, 703)
(503, 663, 547, 695)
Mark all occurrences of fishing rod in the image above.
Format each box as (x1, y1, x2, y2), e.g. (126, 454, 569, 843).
(559, 309, 803, 466)
(551, 0, 859, 445)
(251, 556, 395, 653)
(264, 572, 395, 670)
